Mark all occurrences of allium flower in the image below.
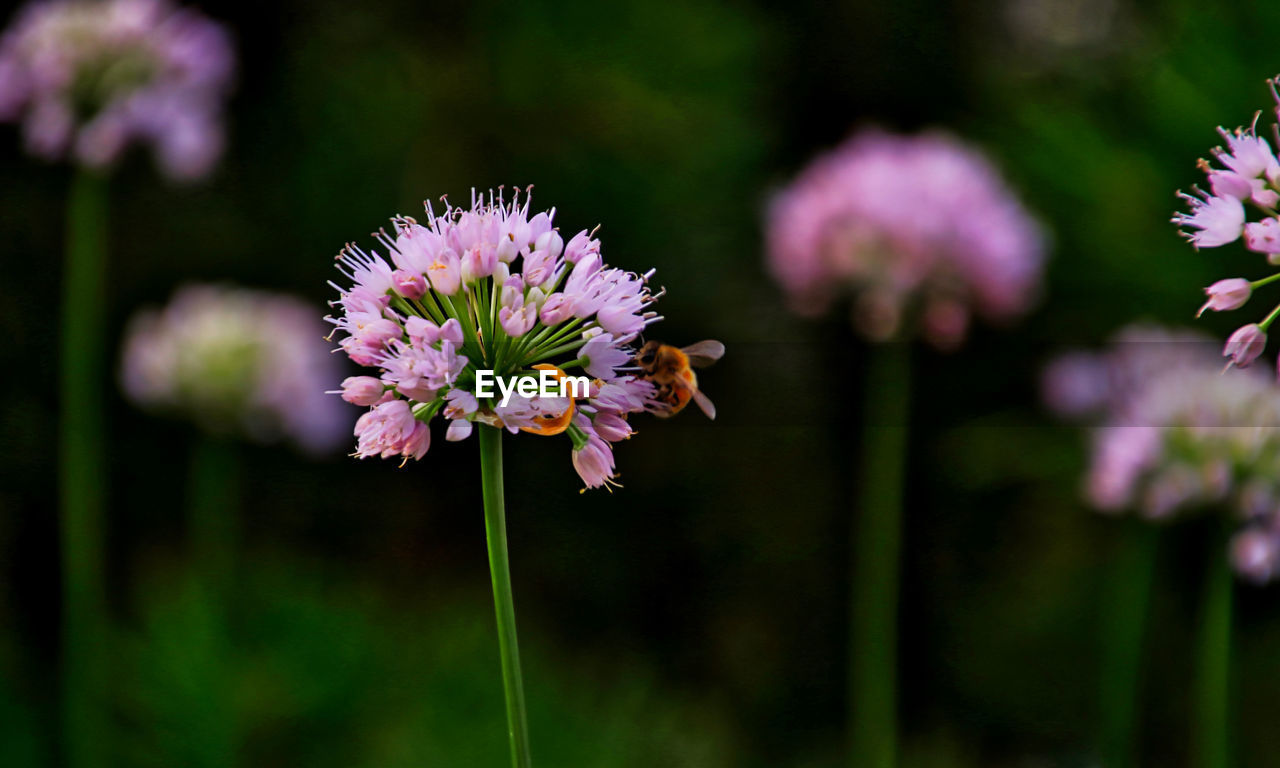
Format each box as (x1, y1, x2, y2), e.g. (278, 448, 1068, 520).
(120, 284, 347, 453)
(766, 128, 1046, 348)
(1170, 76, 1280, 369)
(1043, 324, 1280, 583)
(0, 0, 233, 180)
(327, 187, 666, 490)
(1199, 278, 1252, 316)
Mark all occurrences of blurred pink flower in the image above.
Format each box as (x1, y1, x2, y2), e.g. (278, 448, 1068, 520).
(766, 128, 1046, 348)
(120, 284, 348, 453)
(1044, 324, 1280, 582)
(0, 0, 233, 180)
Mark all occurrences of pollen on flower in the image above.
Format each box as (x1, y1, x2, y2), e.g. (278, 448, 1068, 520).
(327, 187, 667, 489)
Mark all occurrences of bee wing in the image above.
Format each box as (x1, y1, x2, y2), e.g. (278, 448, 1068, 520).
(691, 388, 716, 420)
(681, 340, 725, 368)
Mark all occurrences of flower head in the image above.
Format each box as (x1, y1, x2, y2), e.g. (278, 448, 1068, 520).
(328, 187, 667, 490)
(0, 0, 234, 180)
(765, 128, 1046, 348)
(120, 284, 347, 452)
(1172, 77, 1280, 363)
(1044, 324, 1280, 583)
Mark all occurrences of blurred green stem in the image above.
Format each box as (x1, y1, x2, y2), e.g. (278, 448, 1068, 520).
(186, 433, 239, 768)
(188, 434, 239, 600)
(60, 169, 108, 768)
(850, 342, 910, 768)
(1194, 526, 1233, 768)
(479, 426, 532, 768)
(1098, 522, 1158, 768)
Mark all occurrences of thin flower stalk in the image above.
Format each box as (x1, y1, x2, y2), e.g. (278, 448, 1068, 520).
(327, 187, 690, 768)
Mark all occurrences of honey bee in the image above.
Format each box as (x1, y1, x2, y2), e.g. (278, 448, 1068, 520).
(634, 340, 724, 419)
(520, 364, 577, 436)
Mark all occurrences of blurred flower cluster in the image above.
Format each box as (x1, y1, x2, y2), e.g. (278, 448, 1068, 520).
(766, 129, 1046, 348)
(1044, 324, 1280, 583)
(329, 188, 662, 490)
(0, 0, 233, 180)
(1172, 76, 1280, 372)
(121, 284, 347, 453)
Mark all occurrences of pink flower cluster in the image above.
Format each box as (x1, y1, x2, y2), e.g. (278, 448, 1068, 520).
(1172, 76, 1280, 373)
(1044, 325, 1280, 583)
(0, 0, 233, 180)
(766, 129, 1046, 348)
(328, 188, 663, 490)
(120, 284, 348, 453)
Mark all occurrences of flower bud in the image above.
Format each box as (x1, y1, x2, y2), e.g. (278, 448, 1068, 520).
(438, 318, 464, 345)
(392, 269, 427, 300)
(496, 231, 520, 263)
(592, 413, 633, 442)
(499, 303, 536, 337)
(400, 421, 431, 461)
(460, 244, 497, 283)
(341, 376, 386, 406)
(1198, 278, 1252, 316)
(539, 293, 574, 325)
(1245, 218, 1280, 254)
(534, 229, 564, 261)
(1224, 323, 1267, 368)
(404, 316, 440, 345)
(523, 248, 556, 286)
(492, 260, 511, 287)
(446, 419, 473, 441)
(358, 318, 402, 348)
(426, 249, 461, 295)
(500, 275, 525, 310)
(563, 229, 599, 264)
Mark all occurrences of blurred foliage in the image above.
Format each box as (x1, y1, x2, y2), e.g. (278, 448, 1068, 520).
(6, 0, 1280, 765)
(110, 556, 735, 767)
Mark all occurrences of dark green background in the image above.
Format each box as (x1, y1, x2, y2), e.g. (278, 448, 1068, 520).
(3, 0, 1280, 764)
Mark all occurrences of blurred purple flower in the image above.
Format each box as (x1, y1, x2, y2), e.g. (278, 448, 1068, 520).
(0, 0, 233, 180)
(1044, 324, 1280, 582)
(327, 187, 666, 490)
(766, 128, 1046, 348)
(120, 284, 347, 453)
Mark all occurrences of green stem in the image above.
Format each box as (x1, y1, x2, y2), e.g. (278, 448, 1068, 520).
(479, 426, 532, 768)
(188, 434, 238, 604)
(59, 170, 108, 768)
(185, 433, 238, 768)
(850, 342, 910, 768)
(1098, 522, 1159, 768)
(1249, 272, 1280, 291)
(1194, 526, 1233, 768)
(1258, 302, 1280, 332)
